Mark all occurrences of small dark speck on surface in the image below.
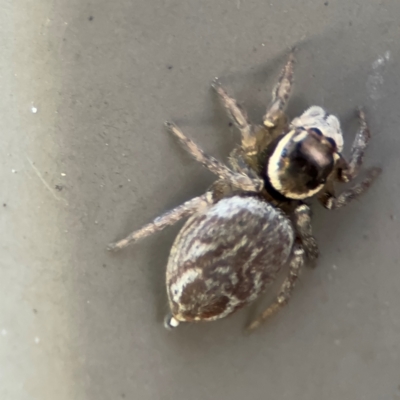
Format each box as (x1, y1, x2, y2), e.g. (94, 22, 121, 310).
(88, 16, 94, 21)
(167, 65, 173, 70)
(228, 122, 233, 127)
(119, 184, 123, 188)
(102, 264, 107, 268)
(33, 309, 38, 314)
(55, 185, 63, 191)
(324, 1, 328, 5)
(3, 203, 6, 207)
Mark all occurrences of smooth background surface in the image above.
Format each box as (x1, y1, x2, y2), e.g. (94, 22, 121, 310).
(1, 1, 400, 399)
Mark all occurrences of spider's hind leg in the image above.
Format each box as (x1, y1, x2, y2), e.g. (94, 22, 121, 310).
(108, 192, 213, 251)
(246, 203, 318, 331)
(247, 243, 305, 332)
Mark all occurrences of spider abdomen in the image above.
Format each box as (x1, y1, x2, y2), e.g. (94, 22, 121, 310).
(166, 196, 294, 324)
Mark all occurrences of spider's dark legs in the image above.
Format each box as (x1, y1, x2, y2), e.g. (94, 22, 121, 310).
(341, 108, 372, 182)
(165, 122, 263, 192)
(319, 167, 381, 210)
(263, 50, 295, 128)
(319, 109, 382, 210)
(108, 193, 213, 251)
(247, 243, 305, 332)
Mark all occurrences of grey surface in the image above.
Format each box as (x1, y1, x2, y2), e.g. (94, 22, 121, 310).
(1, 0, 400, 399)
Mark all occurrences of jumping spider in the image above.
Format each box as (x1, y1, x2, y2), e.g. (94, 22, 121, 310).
(109, 51, 381, 332)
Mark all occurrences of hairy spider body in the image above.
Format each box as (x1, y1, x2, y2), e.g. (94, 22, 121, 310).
(166, 196, 294, 325)
(109, 51, 381, 331)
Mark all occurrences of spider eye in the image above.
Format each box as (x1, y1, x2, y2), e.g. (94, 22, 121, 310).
(309, 127, 323, 136)
(281, 148, 288, 158)
(326, 137, 337, 148)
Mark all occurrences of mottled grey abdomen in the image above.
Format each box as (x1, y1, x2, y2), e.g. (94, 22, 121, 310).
(166, 195, 294, 322)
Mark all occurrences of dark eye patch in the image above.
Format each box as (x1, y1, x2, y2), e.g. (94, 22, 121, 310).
(326, 137, 337, 148)
(281, 148, 288, 157)
(309, 127, 323, 136)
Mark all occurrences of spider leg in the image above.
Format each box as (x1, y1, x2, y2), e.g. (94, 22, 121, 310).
(228, 147, 261, 178)
(108, 192, 213, 251)
(165, 122, 263, 192)
(319, 167, 381, 210)
(211, 78, 257, 155)
(340, 108, 372, 182)
(247, 243, 305, 332)
(263, 50, 295, 128)
(293, 204, 319, 267)
(319, 109, 382, 209)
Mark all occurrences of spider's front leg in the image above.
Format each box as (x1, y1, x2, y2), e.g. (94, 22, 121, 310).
(319, 109, 382, 210)
(341, 108, 372, 182)
(165, 122, 263, 193)
(263, 50, 295, 128)
(211, 77, 257, 155)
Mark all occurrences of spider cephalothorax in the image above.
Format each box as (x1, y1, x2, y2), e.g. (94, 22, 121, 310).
(266, 108, 341, 200)
(109, 51, 381, 332)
